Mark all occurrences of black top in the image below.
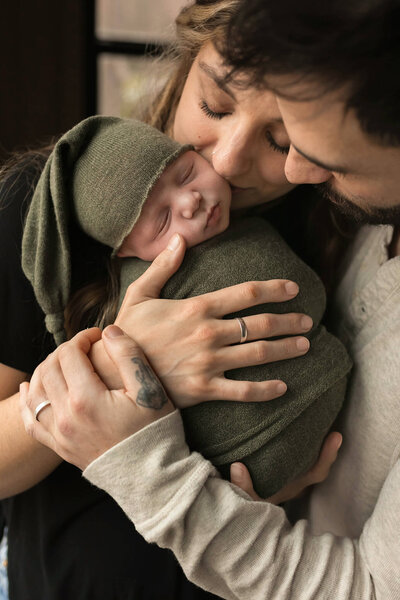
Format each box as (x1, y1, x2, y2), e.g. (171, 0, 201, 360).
(0, 160, 220, 600)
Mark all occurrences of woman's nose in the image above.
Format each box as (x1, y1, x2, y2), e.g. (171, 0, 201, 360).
(180, 190, 201, 219)
(210, 132, 252, 180)
(284, 146, 331, 184)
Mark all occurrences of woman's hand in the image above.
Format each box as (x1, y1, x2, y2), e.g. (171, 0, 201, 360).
(20, 326, 174, 470)
(230, 432, 342, 504)
(112, 233, 313, 408)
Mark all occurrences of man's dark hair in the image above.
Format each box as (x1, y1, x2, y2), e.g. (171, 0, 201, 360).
(222, 0, 400, 145)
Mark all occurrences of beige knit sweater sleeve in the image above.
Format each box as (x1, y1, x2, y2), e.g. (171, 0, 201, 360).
(84, 410, 399, 600)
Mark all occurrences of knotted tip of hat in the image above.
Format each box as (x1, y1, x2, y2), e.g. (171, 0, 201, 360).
(45, 313, 67, 347)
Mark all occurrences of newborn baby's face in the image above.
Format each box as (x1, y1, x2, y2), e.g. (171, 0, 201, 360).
(117, 150, 231, 260)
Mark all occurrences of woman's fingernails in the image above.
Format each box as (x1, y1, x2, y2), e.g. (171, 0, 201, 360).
(301, 316, 313, 330)
(285, 282, 299, 296)
(296, 337, 310, 352)
(230, 463, 243, 481)
(104, 325, 124, 338)
(167, 233, 181, 251)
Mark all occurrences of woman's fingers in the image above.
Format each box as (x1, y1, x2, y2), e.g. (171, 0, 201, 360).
(119, 234, 186, 308)
(303, 431, 342, 484)
(20, 382, 57, 451)
(230, 433, 343, 507)
(200, 279, 300, 318)
(223, 312, 313, 346)
(218, 336, 310, 371)
(230, 463, 261, 501)
(210, 377, 287, 403)
(267, 432, 342, 505)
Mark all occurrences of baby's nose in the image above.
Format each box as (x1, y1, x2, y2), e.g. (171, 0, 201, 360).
(181, 191, 201, 219)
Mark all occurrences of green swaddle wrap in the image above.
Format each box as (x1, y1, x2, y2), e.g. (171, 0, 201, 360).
(119, 217, 352, 497)
(21, 114, 351, 498)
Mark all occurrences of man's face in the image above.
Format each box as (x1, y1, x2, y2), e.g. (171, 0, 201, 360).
(275, 86, 400, 225)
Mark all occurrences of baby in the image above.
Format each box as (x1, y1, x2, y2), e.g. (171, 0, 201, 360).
(22, 116, 351, 497)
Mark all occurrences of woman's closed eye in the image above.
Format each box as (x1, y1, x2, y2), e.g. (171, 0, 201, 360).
(199, 99, 231, 120)
(265, 131, 290, 155)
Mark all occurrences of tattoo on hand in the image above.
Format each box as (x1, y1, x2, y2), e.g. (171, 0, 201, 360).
(131, 358, 168, 410)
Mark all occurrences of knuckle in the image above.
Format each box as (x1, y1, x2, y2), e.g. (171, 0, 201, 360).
(236, 382, 253, 402)
(57, 345, 70, 362)
(69, 392, 87, 415)
(241, 281, 261, 303)
(187, 376, 209, 398)
(57, 416, 74, 437)
(193, 323, 217, 344)
(260, 314, 273, 333)
(182, 297, 207, 319)
(254, 341, 270, 363)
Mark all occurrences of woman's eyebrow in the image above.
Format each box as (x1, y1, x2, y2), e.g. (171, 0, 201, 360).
(198, 61, 236, 101)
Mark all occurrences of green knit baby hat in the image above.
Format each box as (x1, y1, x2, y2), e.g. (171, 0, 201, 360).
(21, 115, 192, 346)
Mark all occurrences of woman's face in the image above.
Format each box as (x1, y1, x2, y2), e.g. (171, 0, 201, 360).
(173, 42, 295, 209)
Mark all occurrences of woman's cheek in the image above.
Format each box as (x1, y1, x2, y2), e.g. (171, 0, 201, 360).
(260, 154, 291, 185)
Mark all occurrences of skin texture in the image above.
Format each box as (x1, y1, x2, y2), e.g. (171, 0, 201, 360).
(275, 83, 400, 227)
(173, 42, 295, 209)
(7, 42, 342, 499)
(118, 150, 231, 260)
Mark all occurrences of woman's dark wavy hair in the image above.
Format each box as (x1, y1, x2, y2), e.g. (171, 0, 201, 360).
(222, 0, 400, 146)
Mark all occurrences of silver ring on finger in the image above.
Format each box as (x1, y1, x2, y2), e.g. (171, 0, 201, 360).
(35, 400, 52, 422)
(236, 317, 248, 344)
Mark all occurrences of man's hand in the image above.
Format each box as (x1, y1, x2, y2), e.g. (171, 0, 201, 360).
(230, 431, 342, 504)
(20, 326, 174, 470)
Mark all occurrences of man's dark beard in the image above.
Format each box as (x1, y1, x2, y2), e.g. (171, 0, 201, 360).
(316, 182, 400, 226)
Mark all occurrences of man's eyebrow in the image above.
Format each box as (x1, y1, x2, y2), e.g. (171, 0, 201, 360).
(292, 144, 349, 174)
(198, 61, 236, 101)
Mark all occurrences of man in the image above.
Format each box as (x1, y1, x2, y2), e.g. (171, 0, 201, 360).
(22, 1, 399, 598)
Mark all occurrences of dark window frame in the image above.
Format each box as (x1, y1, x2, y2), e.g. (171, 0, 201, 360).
(90, 1, 168, 115)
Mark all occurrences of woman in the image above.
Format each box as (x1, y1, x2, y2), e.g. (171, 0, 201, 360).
(0, 1, 340, 598)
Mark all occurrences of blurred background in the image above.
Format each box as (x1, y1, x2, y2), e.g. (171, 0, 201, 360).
(1, 0, 187, 161)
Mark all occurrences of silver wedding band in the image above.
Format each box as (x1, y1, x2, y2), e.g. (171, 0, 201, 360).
(236, 317, 248, 344)
(35, 400, 52, 422)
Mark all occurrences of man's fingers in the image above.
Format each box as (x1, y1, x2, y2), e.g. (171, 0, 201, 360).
(230, 463, 261, 501)
(119, 234, 186, 306)
(200, 279, 299, 318)
(102, 326, 173, 412)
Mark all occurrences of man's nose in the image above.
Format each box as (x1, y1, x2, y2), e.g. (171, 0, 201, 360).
(285, 146, 331, 184)
(180, 190, 201, 219)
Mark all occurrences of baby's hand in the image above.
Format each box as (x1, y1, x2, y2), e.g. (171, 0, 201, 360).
(230, 432, 342, 504)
